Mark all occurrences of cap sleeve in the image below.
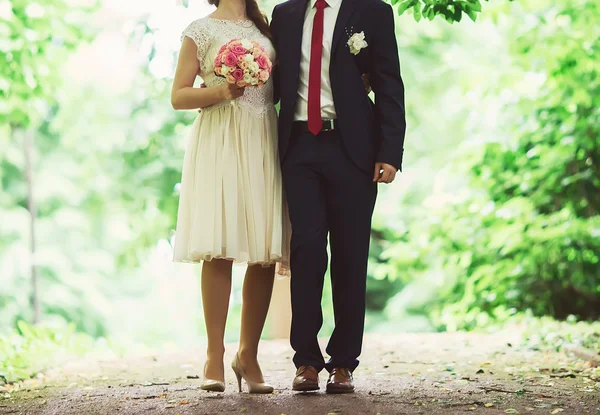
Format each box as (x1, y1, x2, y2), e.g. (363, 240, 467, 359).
(181, 19, 210, 63)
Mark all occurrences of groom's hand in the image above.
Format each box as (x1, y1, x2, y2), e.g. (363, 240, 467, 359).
(373, 162, 397, 184)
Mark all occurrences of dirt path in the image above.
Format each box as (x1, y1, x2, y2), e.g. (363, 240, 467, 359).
(1, 333, 598, 415)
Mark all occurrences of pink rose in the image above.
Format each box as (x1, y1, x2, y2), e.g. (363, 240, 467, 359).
(225, 74, 235, 84)
(259, 70, 269, 82)
(224, 52, 238, 67)
(218, 44, 227, 54)
(230, 44, 248, 56)
(231, 68, 244, 81)
(255, 54, 269, 70)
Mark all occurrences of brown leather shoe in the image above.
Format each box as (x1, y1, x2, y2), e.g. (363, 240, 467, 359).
(326, 368, 355, 394)
(292, 366, 319, 392)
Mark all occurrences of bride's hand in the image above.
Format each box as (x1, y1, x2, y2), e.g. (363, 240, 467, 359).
(197, 83, 244, 112)
(362, 73, 372, 94)
(220, 83, 245, 101)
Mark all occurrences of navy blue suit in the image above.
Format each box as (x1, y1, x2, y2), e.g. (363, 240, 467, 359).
(271, 0, 405, 372)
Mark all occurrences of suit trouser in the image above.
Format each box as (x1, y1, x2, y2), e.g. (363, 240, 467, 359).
(282, 128, 377, 372)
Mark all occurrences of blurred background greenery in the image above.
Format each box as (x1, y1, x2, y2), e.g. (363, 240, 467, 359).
(1, 0, 599, 383)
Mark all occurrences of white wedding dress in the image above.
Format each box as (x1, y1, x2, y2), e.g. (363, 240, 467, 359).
(173, 17, 289, 269)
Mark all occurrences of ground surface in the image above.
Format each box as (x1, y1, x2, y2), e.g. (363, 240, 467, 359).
(1, 333, 598, 415)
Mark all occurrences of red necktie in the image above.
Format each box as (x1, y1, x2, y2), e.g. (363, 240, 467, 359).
(308, 0, 328, 136)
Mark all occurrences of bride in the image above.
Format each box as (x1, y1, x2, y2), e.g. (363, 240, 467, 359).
(170, 0, 287, 394)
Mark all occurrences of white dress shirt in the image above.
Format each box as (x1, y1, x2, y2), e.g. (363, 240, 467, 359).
(294, 0, 343, 121)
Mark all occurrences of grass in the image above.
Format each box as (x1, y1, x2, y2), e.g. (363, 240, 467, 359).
(0, 321, 99, 384)
(520, 315, 600, 354)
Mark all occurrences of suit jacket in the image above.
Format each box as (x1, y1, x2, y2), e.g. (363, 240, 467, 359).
(271, 0, 406, 173)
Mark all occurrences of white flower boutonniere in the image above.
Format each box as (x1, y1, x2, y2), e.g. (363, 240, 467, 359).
(348, 31, 368, 55)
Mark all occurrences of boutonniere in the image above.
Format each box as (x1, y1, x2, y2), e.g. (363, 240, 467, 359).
(347, 31, 368, 56)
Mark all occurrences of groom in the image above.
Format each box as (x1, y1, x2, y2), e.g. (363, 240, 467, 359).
(271, 0, 405, 393)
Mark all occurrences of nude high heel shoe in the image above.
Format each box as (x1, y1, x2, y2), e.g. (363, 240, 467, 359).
(231, 353, 274, 394)
(200, 362, 225, 392)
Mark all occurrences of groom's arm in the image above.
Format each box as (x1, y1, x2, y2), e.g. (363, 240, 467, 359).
(370, 1, 406, 172)
(270, 5, 282, 105)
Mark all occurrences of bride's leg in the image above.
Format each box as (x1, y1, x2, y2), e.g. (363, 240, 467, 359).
(202, 259, 233, 382)
(237, 264, 276, 382)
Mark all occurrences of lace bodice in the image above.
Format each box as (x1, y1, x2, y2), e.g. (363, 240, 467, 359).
(182, 17, 276, 116)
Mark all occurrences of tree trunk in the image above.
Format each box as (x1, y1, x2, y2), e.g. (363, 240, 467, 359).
(23, 129, 40, 324)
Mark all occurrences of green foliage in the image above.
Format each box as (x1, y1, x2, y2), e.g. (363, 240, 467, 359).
(0, 0, 97, 129)
(0, 321, 96, 384)
(376, 0, 600, 331)
(391, 0, 507, 23)
(476, 0, 600, 220)
(521, 315, 600, 354)
(0, 0, 109, 332)
(400, 197, 600, 330)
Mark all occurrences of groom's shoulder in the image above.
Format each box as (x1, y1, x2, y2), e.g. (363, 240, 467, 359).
(356, 0, 393, 19)
(360, 0, 392, 11)
(273, 0, 302, 13)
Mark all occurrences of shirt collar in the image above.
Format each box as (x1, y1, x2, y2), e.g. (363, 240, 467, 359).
(310, 0, 342, 9)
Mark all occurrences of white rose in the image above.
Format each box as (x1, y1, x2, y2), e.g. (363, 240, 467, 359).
(243, 54, 254, 63)
(251, 77, 259, 86)
(243, 73, 253, 84)
(241, 39, 253, 50)
(248, 62, 260, 74)
(221, 65, 230, 75)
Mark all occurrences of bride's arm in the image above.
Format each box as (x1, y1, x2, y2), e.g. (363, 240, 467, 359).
(171, 38, 243, 110)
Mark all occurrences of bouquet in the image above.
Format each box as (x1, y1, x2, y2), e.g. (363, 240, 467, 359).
(213, 39, 273, 88)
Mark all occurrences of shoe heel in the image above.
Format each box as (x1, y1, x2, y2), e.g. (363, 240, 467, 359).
(232, 362, 243, 392)
(231, 353, 273, 394)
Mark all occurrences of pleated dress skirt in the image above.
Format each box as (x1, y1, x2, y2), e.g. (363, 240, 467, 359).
(173, 103, 290, 269)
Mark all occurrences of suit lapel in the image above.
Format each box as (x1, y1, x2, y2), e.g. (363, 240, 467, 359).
(331, 0, 359, 56)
